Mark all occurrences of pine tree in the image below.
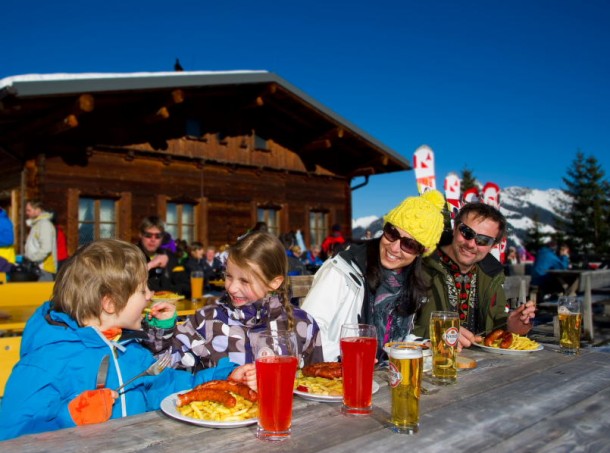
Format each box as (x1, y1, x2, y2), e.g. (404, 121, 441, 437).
(524, 213, 546, 253)
(460, 167, 478, 194)
(558, 151, 610, 260)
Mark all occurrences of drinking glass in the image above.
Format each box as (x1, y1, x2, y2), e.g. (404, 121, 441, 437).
(252, 330, 299, 441)
(388, 344, 423, 434)
(190, 270, 204, 300)
(429, 311, 459, 385)
(340, 323, 377, 415)
(558, 296, 582, 354)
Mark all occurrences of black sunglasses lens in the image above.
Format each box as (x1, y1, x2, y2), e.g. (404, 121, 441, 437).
(459, 224, 494, 246)
(400, 237, 423, 255)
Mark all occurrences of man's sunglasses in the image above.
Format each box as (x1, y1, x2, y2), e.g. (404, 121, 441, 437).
(143, 232, 163, 239)
(382, 223, 425, 255)
(457, 223, 496, 247)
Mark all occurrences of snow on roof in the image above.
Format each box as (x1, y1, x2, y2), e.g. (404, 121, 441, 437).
(0, 70, 268, 90)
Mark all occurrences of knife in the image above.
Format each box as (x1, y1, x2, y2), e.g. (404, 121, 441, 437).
(96, 355, 110, 389)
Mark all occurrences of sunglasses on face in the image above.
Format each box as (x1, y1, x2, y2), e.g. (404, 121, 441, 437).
(457, 223, 496, 247)
(143, 232, 163, 239)
(382, 223, 425, 255)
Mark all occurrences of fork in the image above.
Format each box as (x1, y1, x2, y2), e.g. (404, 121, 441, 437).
(115, 351, 172, 392)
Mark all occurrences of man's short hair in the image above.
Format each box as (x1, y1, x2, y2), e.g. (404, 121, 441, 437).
(455, 202, 507, 243)
(139, 216, 165, 234)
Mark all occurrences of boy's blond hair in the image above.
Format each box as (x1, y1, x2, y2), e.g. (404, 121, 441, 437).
(52, 239, 148, 325)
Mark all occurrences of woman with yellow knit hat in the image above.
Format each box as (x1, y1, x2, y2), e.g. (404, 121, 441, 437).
(301, 190, 446, 361)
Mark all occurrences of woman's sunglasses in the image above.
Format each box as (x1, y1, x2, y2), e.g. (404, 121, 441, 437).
(457, 223, 496, 247)
(382, 223, 425, 255)
(143, 232, 163, 239)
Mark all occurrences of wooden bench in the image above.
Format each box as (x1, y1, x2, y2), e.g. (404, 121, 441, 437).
(288, 275, 314, 306)
(0, 281, 55, 306)
(544, 269, 610, 341)
(0, 336, 21, 397)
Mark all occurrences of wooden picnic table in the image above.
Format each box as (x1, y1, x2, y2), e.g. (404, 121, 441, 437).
(0, 305, 39, 332)
(3, 344, 609, 452)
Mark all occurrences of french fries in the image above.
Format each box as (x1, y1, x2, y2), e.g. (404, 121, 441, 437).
(176, 393, 257, 422)
(484, 333, 540, 351)
(295, 372, 343, 396)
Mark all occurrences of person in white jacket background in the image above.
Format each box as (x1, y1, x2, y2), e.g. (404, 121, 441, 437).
(301, 190, 446, 361)
(24, 199, 57, 281)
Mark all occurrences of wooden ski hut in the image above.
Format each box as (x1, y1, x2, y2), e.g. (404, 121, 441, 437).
(0, 71, 410, 254)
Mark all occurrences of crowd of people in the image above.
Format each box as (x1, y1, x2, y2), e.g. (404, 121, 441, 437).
(0, 191, 566, 440)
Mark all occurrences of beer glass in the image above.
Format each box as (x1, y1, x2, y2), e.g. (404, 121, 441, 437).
(388, 344, 423, 434)
(190, 270, 204, 300)
(252, 330, 299, 441)
(429, 311, 459, 385)
(558, 296, 582, 354)
(340, 323, 377, 415)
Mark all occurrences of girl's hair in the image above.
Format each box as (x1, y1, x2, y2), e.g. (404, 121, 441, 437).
(227, 231, 295, 329)
(52, 239, 148, 325)
(365, 238, 428, 316)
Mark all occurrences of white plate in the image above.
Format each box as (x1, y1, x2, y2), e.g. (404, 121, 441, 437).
(160, 392, 257, 428)
(472, 342, 543, 355)
(294, 380, 380, 402)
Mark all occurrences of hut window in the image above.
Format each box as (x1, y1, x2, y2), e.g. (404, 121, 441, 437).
(309, 211, 329, 248)
(166, 203, 195, 244)
(257, 207, 280, 237)
(78, 198, 117, 246)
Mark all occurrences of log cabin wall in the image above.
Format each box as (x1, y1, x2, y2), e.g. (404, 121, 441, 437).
(14, 134, 350, 256)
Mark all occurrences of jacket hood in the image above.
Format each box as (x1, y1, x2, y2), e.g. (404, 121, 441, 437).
(21, 302, 105, 358)
(25, 210, 54, 227)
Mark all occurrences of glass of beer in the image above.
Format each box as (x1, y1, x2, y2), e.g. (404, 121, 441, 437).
(429, 311, 459, 385)
(558, 296, 582, 354)
(253, 331, 299, 441)
(388, 344, 423, 434)
(340, 323, 377, 416)
(190, 270, 204, 301)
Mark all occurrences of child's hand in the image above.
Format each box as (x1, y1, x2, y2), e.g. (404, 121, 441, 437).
(148, 302, 176, 321)
(229, 364, 257, 391)
(68, 389, 117, 426)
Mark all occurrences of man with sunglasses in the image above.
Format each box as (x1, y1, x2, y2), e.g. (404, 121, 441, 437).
(414, 202, 536, 348)
(136, 216, 189, 296)
(302, 190, 446, 361)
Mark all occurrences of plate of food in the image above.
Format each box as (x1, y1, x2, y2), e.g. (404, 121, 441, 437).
(161, 380, 258, 428)
(473, 330, 543, 355)
(293, 362, 380, 402)
(152, 291, 185, 303)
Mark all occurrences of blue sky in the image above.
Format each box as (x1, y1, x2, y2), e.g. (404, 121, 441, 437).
(3, 1, 609, 219)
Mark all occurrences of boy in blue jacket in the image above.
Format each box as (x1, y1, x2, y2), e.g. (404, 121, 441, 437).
(0, 239, 255, 440)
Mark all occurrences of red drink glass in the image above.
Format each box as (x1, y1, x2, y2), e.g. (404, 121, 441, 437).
(253, 331, 298, 441)
(340, 323, 377, 416)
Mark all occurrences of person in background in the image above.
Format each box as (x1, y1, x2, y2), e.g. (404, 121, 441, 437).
(320, 223, 346, 260)
(0, 205, 16, 264)
(0, 239, 253, 441)
(146, 231, 323, 370)
(304, 244, 324, 273)
(24, 199, 57, 281)
(184, 241, 205, 273)
(136, 216, 189, 296)
(280, 232, 309, 276)
(202, 245, 223, 290)
(51, 211, 69, 271)
(302, 190, 446, 361)
(506, 246, 519, 264)
(531, 240, 570, 299)
(414, 202, 536, 348)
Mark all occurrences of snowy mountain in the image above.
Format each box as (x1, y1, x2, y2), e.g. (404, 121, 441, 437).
(352, 187, 570, 247)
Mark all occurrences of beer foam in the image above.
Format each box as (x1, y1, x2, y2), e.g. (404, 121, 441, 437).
(389, 345, 423, 359)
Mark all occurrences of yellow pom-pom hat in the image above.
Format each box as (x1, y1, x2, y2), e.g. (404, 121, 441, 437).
(383, 189, 446, 256)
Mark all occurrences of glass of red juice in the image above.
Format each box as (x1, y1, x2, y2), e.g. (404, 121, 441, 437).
(340, 323, 377, 416)
(253, 330, 299, 441)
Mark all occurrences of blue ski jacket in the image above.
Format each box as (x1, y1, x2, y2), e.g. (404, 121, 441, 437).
(0, 302, 236, 440)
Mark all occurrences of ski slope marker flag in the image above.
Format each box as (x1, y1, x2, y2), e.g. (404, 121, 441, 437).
(413, 145, 436, 194)
(444, 172, 461, 222)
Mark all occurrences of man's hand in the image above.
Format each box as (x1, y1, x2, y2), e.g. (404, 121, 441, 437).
(457, 326, 482, 352)
(507, 300, 536, 335)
